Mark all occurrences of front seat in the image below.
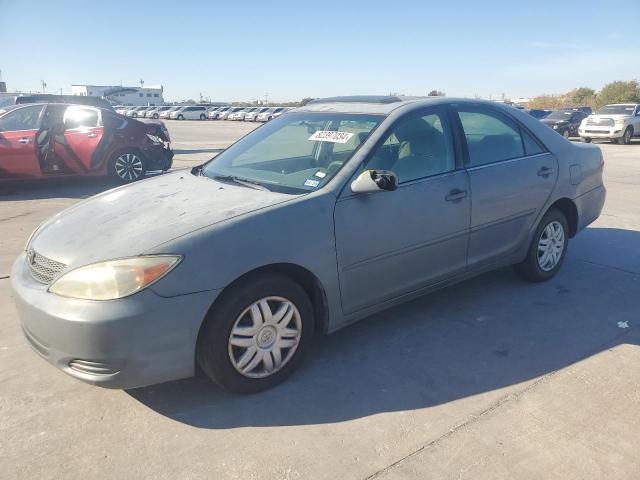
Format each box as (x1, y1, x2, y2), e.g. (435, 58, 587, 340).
(392, 118, 448, 182)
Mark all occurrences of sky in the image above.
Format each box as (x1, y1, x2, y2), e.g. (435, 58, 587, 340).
(1, 0, 638, 102)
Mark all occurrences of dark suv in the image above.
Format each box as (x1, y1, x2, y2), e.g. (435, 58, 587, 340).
(0, 103, 172, 183)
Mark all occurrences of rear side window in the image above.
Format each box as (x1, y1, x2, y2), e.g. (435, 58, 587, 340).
(521, 130, 545, 156)
(0, 105, 44, 131)
(64, 106, 100, 129)
(458, 110, 524, 166)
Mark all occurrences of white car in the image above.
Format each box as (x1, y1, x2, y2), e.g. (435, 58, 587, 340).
(115, 106, 130, 115)
(579, 103, 640, 145)
(219, 107, 246, 120)
(138, 107, 156, 118)
(209, 107, 228, 119)
(243, 107, 270, 122)
(169, 105, 209, 120)
(146, 106, 173, 119)
(160, 106, 181, 119)
(256, 107, 287, 122)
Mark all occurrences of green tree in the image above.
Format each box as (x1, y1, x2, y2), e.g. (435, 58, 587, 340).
(428, 90, 445, 96)
(596, 80, 640, 107)
(571, 87, 596, 106)
(299, 97, 315, 106)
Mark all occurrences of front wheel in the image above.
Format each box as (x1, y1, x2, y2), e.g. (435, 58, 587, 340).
(622, 126, 633, 145)
(562, 129, 570, 139)
(200, 114, 206, 120)
(197, 274, 314, 393)
(152, 113, 159, 119)
(513, 208, 569, 282)
(177, 114, 184, 120)
(109, 151, 146, 184)
(581, 137, 592, 143)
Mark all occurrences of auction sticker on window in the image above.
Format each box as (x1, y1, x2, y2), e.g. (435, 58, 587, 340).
(308, 130, 354, 144)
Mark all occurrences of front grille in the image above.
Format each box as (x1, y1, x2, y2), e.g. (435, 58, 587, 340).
(27, 250, 66, 284)
(585, 130, 612, 134)
(586, 118, 614, 127)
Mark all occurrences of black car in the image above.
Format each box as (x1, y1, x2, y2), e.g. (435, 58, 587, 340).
(541, 109, 589, 138)
(527, 109, 551, 119)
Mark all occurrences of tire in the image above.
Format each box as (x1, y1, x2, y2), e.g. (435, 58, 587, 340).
(197, 274, 314, 393)
(513, 208, 569, 282)
(200, 114, 206, 120)
(109, 150, 146, 184)
(152, 113, 159, 119)
(581, 137, 592, 143)
(562, 129, 570, 139)
(622, 126, 633, 145)
(177, 114, 184, 120)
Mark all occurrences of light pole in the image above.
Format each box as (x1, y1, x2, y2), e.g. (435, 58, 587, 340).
(41, 80, 47, 93)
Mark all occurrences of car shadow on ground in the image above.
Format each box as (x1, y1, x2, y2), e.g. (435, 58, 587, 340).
(127, 227, 640, 429)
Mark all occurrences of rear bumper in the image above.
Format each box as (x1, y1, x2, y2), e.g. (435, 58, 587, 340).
(575, 185, 606, 233)
(11, 253, 219, 389)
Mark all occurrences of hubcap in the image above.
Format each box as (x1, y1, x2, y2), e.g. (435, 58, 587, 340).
(625, 130, 631, 143)
(114, 153, 143, 181)
(537, 220, 565, 271)
(228, 296, 302, 378)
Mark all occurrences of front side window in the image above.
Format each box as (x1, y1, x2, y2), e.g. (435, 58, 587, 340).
(0, 105, 44, 131)
(366, 111, 455, 183)
(201, 112, 383, 193)
(458, 109, 524, 166)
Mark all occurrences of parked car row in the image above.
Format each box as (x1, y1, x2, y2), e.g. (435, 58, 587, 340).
(113, 105, 294, 122)
(532, 103, 640, 144)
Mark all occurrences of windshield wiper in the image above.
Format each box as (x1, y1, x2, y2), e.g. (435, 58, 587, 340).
(211, 174, 270, 191)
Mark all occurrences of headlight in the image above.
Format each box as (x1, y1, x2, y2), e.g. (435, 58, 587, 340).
(614, 118, 625, 125)
(553, 125, 558, 129)
(49, 255, 181, 300)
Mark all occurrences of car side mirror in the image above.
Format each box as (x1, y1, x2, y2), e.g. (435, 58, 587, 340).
(351, 169, 398, 194)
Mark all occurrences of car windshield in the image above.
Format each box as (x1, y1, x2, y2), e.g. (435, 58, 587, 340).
(201, 112, 384, 194)
(596, 105, 636, 115)
(546, 110, 573, 120)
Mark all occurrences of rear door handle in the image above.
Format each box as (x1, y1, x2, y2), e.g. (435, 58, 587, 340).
(18, 137, 31, 144)
(445, 189, 468, 202)
(538, 167, 555, 177)
(86, 133, 97, 138)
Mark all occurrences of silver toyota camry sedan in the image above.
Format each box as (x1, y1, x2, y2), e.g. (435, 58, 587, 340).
(12, 96, 606, 393)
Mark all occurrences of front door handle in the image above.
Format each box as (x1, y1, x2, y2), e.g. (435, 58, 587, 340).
(538, 167, 555, 177)
(18, 137, 31, 144)
(445, 189, 468, 202)
(86, 132, 97, 138)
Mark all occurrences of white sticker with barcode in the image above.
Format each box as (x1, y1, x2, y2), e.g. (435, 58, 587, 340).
(308, 130, 354, 144)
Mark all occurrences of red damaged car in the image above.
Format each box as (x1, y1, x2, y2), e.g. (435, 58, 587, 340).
(0, 103, 173, 183)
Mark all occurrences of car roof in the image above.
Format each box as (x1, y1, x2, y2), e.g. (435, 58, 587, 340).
(297, 96, 506, 115)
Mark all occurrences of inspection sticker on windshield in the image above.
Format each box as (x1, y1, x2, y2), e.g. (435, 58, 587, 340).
(304, 179, 320, 188)
(308, 130, 354, 144)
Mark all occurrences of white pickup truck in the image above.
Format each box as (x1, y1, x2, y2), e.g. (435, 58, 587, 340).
(579, 103, 640, 144)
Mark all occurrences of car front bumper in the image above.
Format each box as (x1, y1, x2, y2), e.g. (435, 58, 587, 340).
(579, 127, 624, 139)
(11, 252, 219, 389)
(142, 144, 174, 171)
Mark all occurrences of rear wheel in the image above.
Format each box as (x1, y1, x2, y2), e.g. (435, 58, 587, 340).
(110, 151, 146, 184)
(200, 113, 206, 120)
(622, 126, 633, 145)
(152, 113, 159, 119)
(197, 274, 314, 393)
(177, 114, 184, 120)
(513, 208, 569, 282)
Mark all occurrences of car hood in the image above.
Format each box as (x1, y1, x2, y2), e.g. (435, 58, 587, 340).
(30, 171, 296, 269)
(541, 118, 567, 125)
(589, 114, 630, 120)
